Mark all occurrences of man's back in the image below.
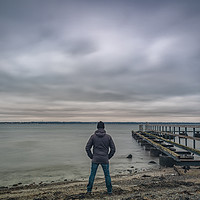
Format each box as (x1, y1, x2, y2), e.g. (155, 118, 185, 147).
(86, 128, 115, 164)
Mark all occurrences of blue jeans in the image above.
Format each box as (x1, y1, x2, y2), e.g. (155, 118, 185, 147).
(87, 163, 112, 193)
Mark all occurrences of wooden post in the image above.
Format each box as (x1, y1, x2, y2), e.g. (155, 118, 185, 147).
(139, 125, 143, 131)
(173, 127, 176, 142)
(179, 127, 181, 144)
(185, 127, 187, 146)
(185, 127, 188, 135)
(193, 127, 196, 149)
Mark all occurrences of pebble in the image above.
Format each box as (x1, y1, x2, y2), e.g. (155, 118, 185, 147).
(142, 174, 151, 178)
(0, 186, 8, 190)
(148, 161, 157, 164)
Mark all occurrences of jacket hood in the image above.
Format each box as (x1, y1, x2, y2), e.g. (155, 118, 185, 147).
(95, 129, 106, 137)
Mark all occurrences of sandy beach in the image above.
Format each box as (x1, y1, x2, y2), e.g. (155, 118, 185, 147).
(1, 166, 200, 200)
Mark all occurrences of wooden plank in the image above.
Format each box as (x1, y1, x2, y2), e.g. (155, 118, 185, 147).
(134, 132, 180, 161)
(144, 132, 200, 156)
(159, 132, 200, 141)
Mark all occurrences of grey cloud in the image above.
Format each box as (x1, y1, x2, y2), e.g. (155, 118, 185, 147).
(0, 0, 200, 121)
(61, 38, 98, 56)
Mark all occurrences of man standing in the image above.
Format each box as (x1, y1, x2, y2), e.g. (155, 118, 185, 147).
(85, 121, 116, 194)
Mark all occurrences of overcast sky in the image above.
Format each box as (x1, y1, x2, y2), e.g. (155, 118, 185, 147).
(0, 0, 200, 122)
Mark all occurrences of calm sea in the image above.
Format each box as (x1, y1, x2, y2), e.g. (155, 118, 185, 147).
(0, 123, 160, 186)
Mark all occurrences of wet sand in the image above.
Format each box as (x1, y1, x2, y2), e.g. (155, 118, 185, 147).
(0, 166, 200, 200)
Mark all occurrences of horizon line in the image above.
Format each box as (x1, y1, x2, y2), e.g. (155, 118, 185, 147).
(0, 121, 200, 124)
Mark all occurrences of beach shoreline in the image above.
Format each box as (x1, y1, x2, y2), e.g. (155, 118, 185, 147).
(1, 166, 200, 200)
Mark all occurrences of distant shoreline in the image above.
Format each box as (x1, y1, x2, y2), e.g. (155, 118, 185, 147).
(0, 121, 200, 125)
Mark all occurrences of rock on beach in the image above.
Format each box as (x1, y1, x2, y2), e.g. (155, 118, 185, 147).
(126, 154, 132, 159)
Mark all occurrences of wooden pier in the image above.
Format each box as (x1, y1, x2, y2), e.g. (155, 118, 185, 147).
(144, 123, 200, 148)
(133, 123, 200, 167)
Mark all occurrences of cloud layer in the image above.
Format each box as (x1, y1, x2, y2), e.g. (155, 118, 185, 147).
(0, 0, 200, 122)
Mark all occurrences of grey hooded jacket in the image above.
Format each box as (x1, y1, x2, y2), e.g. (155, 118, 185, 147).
(85, 128, 116, 164)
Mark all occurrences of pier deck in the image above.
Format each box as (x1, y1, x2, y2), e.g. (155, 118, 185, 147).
(133, 124, 200, 166)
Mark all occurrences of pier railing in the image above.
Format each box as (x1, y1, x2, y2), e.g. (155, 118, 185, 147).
(140, 123, 200, 149)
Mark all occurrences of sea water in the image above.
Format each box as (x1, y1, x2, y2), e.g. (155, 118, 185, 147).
(0, 123, 160, 186)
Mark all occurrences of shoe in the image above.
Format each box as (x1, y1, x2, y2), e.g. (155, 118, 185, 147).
(86, 191, 91, 195)
(108, 192, 112, 195)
